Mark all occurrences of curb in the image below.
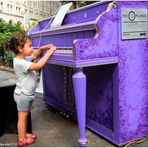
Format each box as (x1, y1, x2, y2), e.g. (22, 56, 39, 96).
(0, 66, 15, 74)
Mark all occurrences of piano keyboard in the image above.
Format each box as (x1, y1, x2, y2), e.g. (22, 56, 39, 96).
(33, 48, 72, 54)
(54, 49, 72, 53)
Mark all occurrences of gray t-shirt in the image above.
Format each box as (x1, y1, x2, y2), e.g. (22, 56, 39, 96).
(13, 57, 37, 95)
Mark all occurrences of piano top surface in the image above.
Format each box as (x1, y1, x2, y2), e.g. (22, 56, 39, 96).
(29, 1, 111, 34)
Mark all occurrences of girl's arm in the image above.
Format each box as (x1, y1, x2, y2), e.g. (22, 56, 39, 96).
(29, 46, 56, 71)
(31, 44, 54, 60)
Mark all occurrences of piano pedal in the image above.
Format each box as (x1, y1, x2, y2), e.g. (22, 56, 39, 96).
(60, 111, 73, 120)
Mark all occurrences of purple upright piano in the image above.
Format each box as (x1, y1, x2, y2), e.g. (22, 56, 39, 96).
(29, 1, 148, 146)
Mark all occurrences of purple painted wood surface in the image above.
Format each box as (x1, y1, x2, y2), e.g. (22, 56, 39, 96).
(72, 69, 87, 146)
(74, 4, 118, 60)
(42, 64, 75, 113)
(117, 1, 148, 144)
(42, 63, 120, 144)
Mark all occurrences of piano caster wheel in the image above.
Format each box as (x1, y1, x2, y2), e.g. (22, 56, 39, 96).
(78, 139, 88, 147)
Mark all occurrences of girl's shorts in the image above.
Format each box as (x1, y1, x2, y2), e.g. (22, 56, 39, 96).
(14, 92, 35, 112)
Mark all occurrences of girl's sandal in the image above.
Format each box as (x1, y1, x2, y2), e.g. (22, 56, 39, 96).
(26, 133, 37, 139)
(18, 139, 27, 147)
(18, 137, 35, 147)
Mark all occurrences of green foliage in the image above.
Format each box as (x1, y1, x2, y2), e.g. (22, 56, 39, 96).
(60, 1, 97, 8)
(28, 21, 38, 31)
(3, 50, 15, 67)
(0, 18, 25, 67)
(0, 18, 25, 42)
(75, 1, 97, 7)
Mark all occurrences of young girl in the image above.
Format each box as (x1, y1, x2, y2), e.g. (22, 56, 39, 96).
(9, 32, 56, 146)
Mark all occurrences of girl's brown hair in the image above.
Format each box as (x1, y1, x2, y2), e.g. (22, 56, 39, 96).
(9, 32, 31, 54)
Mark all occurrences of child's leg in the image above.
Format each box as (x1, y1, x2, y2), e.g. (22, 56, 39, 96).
(18, 111, 28, 140)
(25, 110, 31, 133)
(25, 100, 34, 132)
(25, 106, 37, 139)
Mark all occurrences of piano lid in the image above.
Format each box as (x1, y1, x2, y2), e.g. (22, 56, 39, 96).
(28, 1, 113, 35)
(28, 1, 115, 48)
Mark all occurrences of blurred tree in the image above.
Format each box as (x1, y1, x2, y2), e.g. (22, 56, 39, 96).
(0, 18, 25, 66)
(60, 1, 97, 9)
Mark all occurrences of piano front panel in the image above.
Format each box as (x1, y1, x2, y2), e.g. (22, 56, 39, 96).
(32, 29, 96, 48)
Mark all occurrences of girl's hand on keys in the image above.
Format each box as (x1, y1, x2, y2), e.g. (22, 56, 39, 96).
(40, 44, 55, 51)
(48, 46, 57, 53)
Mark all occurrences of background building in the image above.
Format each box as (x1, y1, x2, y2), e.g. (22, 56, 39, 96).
(0, 0, 61, 30)
(0, 0, 97, 30)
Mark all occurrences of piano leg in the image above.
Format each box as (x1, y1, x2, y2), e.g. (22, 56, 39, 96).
(72, 68, 87, 146)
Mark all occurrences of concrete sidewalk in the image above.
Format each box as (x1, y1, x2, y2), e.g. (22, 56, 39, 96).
(0, 70, 16, 87)
(0, 94, 147, 147)
(31, 95, 113, 147)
